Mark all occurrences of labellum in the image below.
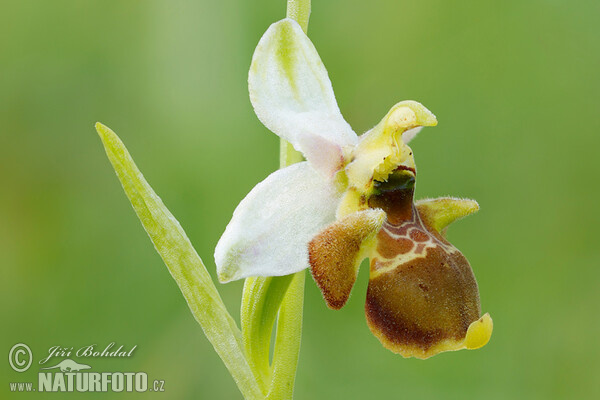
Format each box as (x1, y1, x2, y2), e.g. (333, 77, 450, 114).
(309, 104, 492, 359)
(365, 170, 491, 358)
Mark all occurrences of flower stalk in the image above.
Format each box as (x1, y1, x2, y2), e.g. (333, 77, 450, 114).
(279, 0, 310, 166)
(239, 1, 312, 399)
(286, 0, 311, 32)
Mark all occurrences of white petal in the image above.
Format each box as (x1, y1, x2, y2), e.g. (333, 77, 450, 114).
(248, 18, 357, 176)
(402, 126, 423, 144)
(296, 133, 346, 178)
(215, 162, 341, 282)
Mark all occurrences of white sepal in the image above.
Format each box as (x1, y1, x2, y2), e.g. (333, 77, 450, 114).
(248, 18, 357, 177)
(215, 162, 341, 282)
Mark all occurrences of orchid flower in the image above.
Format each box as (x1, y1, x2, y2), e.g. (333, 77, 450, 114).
(215, 18, 493, 359)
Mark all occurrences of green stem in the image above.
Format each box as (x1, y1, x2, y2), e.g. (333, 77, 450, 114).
(281, 2, 310, 168)
(279, 140, 304, 168)
(286, 0, 311, 33)
(240, 2, 311, 398)
(268, 1, 312, 397)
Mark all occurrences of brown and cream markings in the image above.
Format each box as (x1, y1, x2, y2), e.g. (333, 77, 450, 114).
(307, 102, 491, 359)
(309, 167, 492, 359)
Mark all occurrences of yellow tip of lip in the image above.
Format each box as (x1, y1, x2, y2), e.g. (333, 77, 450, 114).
(385, 101, 438, 131)
(387, 107, 417, 130)
(465, 313, 493, 349)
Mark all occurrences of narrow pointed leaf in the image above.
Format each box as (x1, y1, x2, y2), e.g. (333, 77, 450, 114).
(267, 271, 305, 400)
(241, 275, 294, 394)
(95, 123, 263, 400)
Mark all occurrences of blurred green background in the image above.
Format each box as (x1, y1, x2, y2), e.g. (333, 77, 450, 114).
(2, 0, 599, 399)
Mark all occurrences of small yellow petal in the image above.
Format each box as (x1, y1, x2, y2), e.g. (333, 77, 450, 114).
(464, 313, 493, 349)
(416, 197, 479, 234)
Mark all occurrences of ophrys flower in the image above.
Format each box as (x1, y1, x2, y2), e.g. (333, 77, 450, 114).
(215, 18, 492, 359)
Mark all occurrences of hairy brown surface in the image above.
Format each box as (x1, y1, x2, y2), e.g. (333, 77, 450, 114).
(409, 229, 429, 242)
(309, 211, 382, 310)
(368, 188, 414, 225)
(366, 238, 481, 353)
(376, 231, 414, 258)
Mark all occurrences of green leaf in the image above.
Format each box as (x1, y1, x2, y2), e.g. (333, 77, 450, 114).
(241, 275, 294, 394)
(95, 123, 263, 400)
(267, 271, 305, 400)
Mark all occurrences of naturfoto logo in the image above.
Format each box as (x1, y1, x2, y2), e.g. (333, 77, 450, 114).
(40, 359, 91, 372)
(8, 343, 165, 394)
